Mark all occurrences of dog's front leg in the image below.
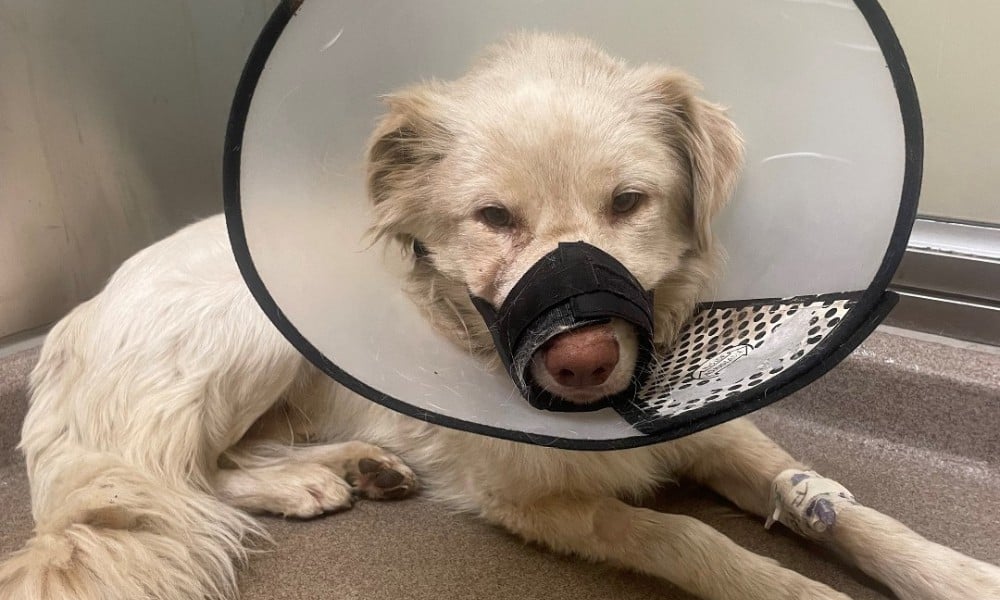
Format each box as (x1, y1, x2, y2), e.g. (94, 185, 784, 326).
(769, 471, 1000, 600)
(481, 494, 851, 600)
(672, 418, 1000, 600)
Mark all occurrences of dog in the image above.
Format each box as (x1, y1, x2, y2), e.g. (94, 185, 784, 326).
(2, 32, 999, 600)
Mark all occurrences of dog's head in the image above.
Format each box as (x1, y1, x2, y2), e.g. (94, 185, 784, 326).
(366, 33, 743, 407)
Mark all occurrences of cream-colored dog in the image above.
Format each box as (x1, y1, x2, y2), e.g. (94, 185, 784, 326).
(2, 33, 998, 600)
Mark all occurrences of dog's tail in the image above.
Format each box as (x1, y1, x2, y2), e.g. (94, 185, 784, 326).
(0, 450, 263, 600)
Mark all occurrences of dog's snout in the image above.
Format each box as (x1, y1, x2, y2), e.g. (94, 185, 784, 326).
(542, 324, 620, 388)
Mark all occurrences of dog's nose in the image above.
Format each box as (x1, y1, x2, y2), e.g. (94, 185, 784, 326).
(543, 324, 620, 388)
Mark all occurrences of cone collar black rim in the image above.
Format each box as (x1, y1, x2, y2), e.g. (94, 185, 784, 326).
(223, 0, 922, 450)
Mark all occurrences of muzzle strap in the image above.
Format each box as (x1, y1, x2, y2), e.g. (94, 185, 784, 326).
(471, 242, 655, 411)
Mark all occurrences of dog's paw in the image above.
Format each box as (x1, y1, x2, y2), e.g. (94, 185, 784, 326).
(269, 463, 355, 519)
(343, 449, 417, 500)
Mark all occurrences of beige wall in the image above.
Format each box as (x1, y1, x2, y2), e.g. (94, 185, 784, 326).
(881, 0, 1000, 224)
(0, 1, 277, 340)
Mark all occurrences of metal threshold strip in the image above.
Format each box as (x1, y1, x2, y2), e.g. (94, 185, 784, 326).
(886, 218, 1000, 346)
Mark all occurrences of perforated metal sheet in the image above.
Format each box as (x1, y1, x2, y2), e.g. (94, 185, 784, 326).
(622, 294, 859, 432)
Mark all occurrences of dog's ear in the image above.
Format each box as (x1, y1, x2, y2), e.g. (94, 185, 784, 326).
(645, 69, 745, 253)
(366, 84, 452, 209)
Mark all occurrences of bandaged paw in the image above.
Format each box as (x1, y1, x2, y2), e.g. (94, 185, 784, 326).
(765, 469, 857, 541)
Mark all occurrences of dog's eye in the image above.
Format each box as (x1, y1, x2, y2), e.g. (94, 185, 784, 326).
(611, 192, 644, 215)
(478, 206, 514, 229)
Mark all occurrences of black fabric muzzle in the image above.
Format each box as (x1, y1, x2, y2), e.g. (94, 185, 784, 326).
(471, 242, 656, 412)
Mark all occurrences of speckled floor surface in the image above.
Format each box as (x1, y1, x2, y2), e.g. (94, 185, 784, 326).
(1, 330, 997, 599)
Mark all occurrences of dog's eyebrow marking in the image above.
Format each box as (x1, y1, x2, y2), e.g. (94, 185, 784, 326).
(761, 152, 853, 165)
(320, 27, 345, 52)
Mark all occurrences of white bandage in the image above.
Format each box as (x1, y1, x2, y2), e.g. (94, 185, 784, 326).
(765, 469, 858, 540)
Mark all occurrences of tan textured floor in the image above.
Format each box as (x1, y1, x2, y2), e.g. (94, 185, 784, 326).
(1, 331, 998, 600)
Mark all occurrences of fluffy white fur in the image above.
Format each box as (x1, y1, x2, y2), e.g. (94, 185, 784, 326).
(2, 33, 998, 600)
